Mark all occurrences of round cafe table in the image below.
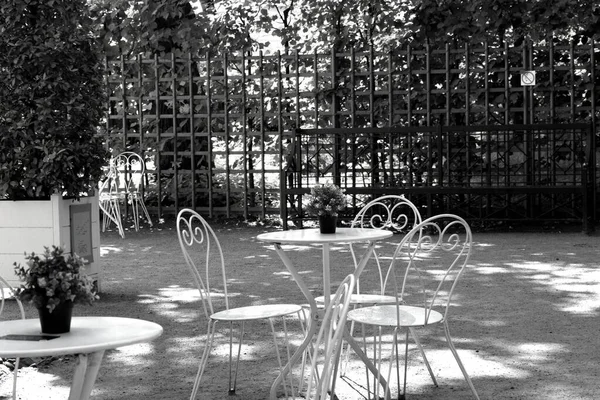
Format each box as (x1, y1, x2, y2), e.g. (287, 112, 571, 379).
(0, 316, 163, 400)
(257, 227, 393, 398)
(257, 228, 393, 309)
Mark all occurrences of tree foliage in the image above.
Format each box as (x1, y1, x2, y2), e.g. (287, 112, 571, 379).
(91, 0, 209, 56)
(0, 0, 108, 199)
(91, 0, 600, 56)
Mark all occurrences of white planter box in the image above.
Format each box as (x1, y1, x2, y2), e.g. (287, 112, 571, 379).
(0, 194, 101, 288)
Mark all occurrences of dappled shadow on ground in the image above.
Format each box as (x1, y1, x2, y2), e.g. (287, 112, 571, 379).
(1, 224, 599, 399)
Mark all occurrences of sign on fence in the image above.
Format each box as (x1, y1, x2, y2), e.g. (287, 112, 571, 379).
(520, 71, 536, 86)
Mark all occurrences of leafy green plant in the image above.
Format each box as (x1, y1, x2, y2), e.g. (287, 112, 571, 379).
(0, 0, 108, 200)
(13, 246, 98, 313)
(305, 183, 347, 217)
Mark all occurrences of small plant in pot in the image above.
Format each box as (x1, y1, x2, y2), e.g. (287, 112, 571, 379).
(13, 246, 98, 334)
(305, 183, 347, 233)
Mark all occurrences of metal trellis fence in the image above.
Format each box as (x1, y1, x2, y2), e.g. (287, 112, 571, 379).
(104, 40, 600, 225)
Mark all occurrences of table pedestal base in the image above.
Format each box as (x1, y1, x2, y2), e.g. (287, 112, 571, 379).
(68, 351, 105, 400)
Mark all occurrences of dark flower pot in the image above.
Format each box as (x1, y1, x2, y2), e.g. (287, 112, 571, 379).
(319, 215, 337, 234)
(38, 301, 74, 334)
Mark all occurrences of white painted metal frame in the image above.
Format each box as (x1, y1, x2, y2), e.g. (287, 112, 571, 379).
(347, 214, 480, 400)
(332, 195, 424, 379)
(348, 194, 423, 304)
(304, 274, 355, 400)
(177, 209, 305, 399)
(0, 276, 25, 400)
(113, 152, 153, 231)
(98, 158, 125, 238)
(315, 195, 422, 306)
(256, 228, 394, 399)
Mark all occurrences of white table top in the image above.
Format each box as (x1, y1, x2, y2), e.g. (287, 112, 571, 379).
(0, 316, 163, 358)
(257, 227, 393, 244)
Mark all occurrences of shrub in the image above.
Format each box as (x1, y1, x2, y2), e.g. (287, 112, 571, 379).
(0, 0, 108, 200)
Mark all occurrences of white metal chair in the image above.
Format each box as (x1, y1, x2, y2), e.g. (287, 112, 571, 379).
(315, 195, 423, 378)
(113, 151, 153, 231)
(340, 195, 423, 305)
(98, 158, 125, 238)
(347, 214, 480, 400)
(1, 276, 26, 400)
(270, 274, 355, 400)
(177, 209, 306, 399)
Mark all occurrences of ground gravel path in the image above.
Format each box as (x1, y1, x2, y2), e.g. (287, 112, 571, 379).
(1, 221, 599, 400)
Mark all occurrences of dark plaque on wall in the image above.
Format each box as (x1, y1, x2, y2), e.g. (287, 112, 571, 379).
(70, 203, 94, 263)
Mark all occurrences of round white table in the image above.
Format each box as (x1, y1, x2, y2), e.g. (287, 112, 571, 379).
(257, 227, 393, 398)
(257, 228, 393, 308)
(0, 316, 163, 400)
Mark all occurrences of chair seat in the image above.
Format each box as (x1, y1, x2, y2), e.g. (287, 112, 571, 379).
(212, 304, 303, 321)
(347, 304, 444, 327)
(315, 293, 397, 305)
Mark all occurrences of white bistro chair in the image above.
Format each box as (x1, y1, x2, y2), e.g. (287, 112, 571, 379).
(113, 151, 153, 231)
(177, 209, 306, 399)
(340, 194, 423, 305)
(347, 214, 480, 400)
(315, 195, 423, 379)
(98, 158, 125, 238)
(270, 274, 356, 400)
(0, 276, 26, 400)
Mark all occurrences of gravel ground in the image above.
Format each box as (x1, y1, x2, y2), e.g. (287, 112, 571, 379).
(1, 220, 599, 400)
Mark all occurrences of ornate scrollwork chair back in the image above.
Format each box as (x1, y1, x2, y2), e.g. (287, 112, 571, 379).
(98, 158, 125, 237)
(177, 209, 305, 400)
(348, 194, 423, 302)
(347, 214, 480, 400)
(177, 209, 227, 320)
(113, 151, 153, 231)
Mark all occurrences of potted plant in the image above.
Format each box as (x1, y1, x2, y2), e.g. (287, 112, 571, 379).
(305, 183, 347, 233)
(0, 0, 108, 285)
(13, 246, 98, 334)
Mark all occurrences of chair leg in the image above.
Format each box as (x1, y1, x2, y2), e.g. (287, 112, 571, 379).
(101, 199, 115, 232)
(340, 317, 356, 377)
(131, 198, 140, 231)
(101, 198, 124, 238)
(443, 323, 480, 400)
(408, 327, 438, 386)
(139, 197, 153, 227)
(228, 321, 245, 394)
(365, 325, 388, 400)
(383, 328, 403, 400)
(376, 326, 387, 400)
(296, 308, 310, 394)
(101, 200, 108, 232)
(112, 199, 125, 238)
(361, 324, 371, 397)
(12, 356, 19, 400)
(269, 317, 297, 400)
(190, 321, 218, 400)
(358, 323, 376, 399)
(401, 329, 409, 400)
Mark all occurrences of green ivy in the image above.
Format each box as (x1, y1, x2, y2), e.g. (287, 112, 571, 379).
(0, 0, 108, 200)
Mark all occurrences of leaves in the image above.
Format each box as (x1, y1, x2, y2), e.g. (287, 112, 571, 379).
(305, 183, 347, 217)
(13, 246, 98, 313)
(0, 0, 108, 199)
(88, 0, 600, 59)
